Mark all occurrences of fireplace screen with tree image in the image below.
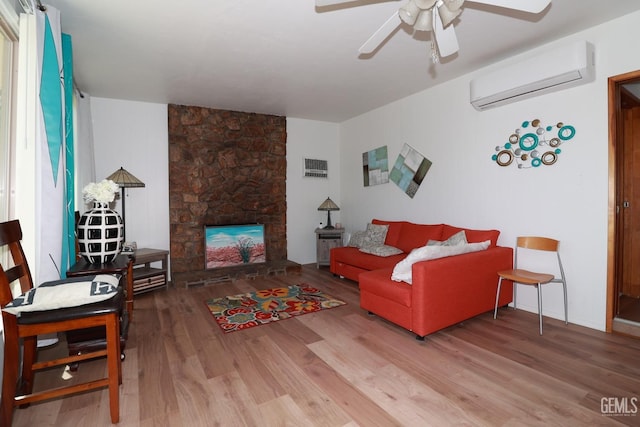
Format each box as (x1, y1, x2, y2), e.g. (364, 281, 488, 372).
(205, 224, 266, 269)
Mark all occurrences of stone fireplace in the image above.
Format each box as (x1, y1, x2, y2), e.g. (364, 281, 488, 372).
(168, 104, 293, 285)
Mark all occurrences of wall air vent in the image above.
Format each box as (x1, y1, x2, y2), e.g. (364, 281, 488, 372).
(303, 158, 328, 178)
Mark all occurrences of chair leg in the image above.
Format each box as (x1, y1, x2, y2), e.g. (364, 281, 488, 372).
(1, 317, 19, 426)
(537, 283, 543, 335)
(493, 277, 503, 319)
(106, 313, 120, 424)
(20, 335, 38, 397)
(116, 317, 122, 385)
(562, 281, 568, 325)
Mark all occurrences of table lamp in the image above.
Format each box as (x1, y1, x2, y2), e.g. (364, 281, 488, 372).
(318, 197, 339, 229)
(106, 167, 145, 242)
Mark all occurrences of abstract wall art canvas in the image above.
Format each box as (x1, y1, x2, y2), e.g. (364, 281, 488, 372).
(362, 145, 389, 187)
(390, 144, 432, 198)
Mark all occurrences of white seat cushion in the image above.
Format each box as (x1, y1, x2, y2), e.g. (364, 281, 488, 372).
(3, 274, 120, 315)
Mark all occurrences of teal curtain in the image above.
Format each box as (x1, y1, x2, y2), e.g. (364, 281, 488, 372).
(36, 7, 75, 280)
(62, 33, 75, 274)
(39, 15, 62, 186)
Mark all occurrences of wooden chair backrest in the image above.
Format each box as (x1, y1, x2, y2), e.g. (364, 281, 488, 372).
(516, 236, 559, 252)
(0, 220, 35, 307)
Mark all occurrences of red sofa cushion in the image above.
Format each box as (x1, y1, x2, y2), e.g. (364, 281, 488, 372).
(372, 219, 444, 253)
(371, 219, 405, 248)
(331, 247, 405, 272)
(395, 223, 443, 253)
(359, 268, 412, 307)
(442, 225, 500, 248)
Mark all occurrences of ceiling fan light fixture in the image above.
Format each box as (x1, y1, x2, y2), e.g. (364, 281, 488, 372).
(331, 0, 551, 61)
(443, 0, 465, 12)
(438, 4, 463, 27)
(399, 1, 421, 25)
(413, 10, 433, 31)
(414, 0, 438, 9)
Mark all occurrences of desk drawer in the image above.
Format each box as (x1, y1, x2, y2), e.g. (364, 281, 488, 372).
(133, 273, 166, 294)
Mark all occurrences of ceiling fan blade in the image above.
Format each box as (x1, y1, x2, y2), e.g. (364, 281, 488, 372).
(358, 11, 402, 54)
(433, 8, 459, 57)
(467, 0, 551, 14)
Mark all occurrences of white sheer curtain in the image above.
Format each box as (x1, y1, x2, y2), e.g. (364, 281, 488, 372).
(14, 5, 74, 284)
(75, 92, 95, 214)
(12, 2, 87, 347)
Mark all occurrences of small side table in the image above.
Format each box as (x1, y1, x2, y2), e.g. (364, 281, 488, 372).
(132, 248, 170, 294)
(67, 254, 134, 321)
(315, 228, 344, 268)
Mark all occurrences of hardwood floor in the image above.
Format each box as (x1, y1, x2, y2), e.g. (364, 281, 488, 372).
(10, 265, 640, 426)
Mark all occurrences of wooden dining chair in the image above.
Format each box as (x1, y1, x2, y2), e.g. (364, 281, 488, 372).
(493, 236, 568, 335)
(0, 220, 123, 425)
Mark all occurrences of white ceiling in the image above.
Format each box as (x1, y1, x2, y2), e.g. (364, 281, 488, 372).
(43, 0, 640, 122)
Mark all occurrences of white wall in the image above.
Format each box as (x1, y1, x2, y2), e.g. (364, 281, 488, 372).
(90, 98, 170, 255)
(286, 118, 341, 265)
(338, 11, 640, 331)
(86, 11, 640, 331)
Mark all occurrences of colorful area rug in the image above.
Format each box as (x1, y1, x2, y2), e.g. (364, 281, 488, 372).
(205, 284, 346, 333)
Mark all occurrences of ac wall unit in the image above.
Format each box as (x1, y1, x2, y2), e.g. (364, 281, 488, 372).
(470, 40, 595, 111)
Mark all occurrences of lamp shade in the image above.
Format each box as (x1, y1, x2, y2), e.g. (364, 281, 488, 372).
(318, 197, 340, 211)
(106, 167, 145, 188)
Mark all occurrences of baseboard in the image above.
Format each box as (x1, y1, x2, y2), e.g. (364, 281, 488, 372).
(612, 317, 640, 339)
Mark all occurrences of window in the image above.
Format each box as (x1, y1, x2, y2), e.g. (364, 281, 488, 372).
(0, 1, 18, 223)
(0, 1, 20, 349)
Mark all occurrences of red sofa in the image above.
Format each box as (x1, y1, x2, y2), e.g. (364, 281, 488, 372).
(330, 219, 513, 339)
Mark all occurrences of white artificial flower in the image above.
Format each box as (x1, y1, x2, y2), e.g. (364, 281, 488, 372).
(83, 179, 119, 204)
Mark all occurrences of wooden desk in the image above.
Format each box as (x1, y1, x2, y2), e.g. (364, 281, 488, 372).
(67, 254, 135, 321)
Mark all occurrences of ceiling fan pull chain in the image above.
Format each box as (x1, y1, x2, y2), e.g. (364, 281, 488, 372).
(431, 40, 440, 63)
(431, 6, 440, 63)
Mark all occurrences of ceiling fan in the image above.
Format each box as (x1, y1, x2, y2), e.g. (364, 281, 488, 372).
(316, 0, 551, 61)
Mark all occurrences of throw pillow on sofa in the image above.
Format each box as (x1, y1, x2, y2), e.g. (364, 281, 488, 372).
(348, 223, 389, 248)
(391, 240, 491, 284)
(363, 223, 388, 246)
(427, 230, 467, 246)
(348, 230, 367, 247)
(359, 244, 403, 257)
